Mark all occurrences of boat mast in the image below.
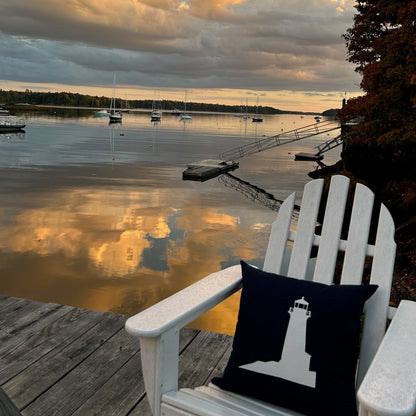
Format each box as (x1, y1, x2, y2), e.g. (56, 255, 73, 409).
(111, 72, 117, 114)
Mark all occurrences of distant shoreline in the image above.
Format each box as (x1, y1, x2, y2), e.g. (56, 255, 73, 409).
(1, 89, 332, 116)
(38, 104, 324, 116)
(4, 103, 328, 118)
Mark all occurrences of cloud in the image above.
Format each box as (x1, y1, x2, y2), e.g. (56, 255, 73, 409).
(0, 0, 360, 110)
(187, 0, 247, 20)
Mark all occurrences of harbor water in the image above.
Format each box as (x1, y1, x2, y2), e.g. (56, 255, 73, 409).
(0, 109, 341, 334)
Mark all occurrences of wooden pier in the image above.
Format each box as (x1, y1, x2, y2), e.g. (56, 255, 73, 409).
(0, 295, 233, 416)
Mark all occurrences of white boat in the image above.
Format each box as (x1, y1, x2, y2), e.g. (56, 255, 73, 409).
(120, 99, 130, 113)
(180, 91, 192, 121)
(171, 109, 181, 116)
(109, 107, 122, 122)
(109, 112, 122, 123)
(0, 116, 26, 131)
(0, 107, 11, 116)
(151, 110, 162, 122)
(234, 98, 250, 119)
(94, 109, 109, 117)
(109, 73, 122, 124)
(151, 98, 162, 122)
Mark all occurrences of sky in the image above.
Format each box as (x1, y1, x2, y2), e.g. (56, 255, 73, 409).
(0, 0, 362, 112)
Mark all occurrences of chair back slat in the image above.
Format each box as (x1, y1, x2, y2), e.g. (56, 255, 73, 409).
(263, 192, 296, 275)
(341, 183, 374, 284)
(287, 179, 323, 280)
(265, 175, 396, 392)
(356, 203, 396, 388)
(313, 175, 350, 285)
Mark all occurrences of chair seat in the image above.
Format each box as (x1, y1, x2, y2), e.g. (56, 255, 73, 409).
(162, 385, 304, 416)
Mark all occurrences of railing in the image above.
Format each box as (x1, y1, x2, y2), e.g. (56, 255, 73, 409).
(315, 134, 343, 155)
(220, 121, 340, 162)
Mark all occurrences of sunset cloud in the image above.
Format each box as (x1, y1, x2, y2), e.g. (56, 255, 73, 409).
(0, 0, 361, 111)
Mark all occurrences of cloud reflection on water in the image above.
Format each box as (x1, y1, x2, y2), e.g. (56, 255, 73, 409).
(0, 180, 269, 334)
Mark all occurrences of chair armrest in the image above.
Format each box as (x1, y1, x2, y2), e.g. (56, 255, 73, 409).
(125, 264, 242, 338)
(358, 300, 416, 416)
(124, 265, 242, 416)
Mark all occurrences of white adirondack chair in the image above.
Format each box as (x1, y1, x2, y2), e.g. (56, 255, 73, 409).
(125, 175, 416, 416)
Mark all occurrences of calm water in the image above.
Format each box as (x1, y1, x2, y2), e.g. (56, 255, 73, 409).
(0, 109, 341, 334)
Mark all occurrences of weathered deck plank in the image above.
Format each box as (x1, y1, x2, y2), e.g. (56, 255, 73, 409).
(0, 308, 101, 385)
(0, 296, 233, 416)
(7, 313, 128, 412)
(23, 324, 139, 415)
(0, 301, 71, 358)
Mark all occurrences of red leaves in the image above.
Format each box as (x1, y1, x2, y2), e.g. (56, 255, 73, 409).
(341, 0, 416, 152)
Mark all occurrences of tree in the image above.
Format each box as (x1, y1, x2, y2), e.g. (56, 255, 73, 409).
(339, 0, 416, 181)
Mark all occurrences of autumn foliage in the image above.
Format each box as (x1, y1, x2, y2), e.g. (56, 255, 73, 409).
(338, 0, 416, 180)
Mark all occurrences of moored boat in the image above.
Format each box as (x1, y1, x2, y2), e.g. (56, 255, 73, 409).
(252, 96, 263, 122)
(0, 107, 11, 116)
(109, 112, 122, 123)
(151, 110, 162, 122)
(94, 109, 109, 117)
(180, 91, 192, 121)
(252, 116, 263, 123)
(151, 98, 162, 122)
(0, 116, 26, 131)
(109, 73, 122, 124)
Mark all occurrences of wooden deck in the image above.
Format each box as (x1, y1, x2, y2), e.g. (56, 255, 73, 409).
(0, 295, 233, 416)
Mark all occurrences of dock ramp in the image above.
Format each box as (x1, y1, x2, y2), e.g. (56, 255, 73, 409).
(315, 133, 343, 155)
(220, 121, 340, 162)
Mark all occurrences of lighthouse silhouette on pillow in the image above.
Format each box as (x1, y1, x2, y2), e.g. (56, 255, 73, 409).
(240, 297, 316, 388)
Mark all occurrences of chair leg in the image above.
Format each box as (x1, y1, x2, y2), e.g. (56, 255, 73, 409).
(140, 327, 180, 416)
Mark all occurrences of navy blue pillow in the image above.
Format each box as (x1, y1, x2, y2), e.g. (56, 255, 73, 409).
(212, 261, 378, 416)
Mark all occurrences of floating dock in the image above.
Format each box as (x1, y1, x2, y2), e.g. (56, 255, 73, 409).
(294, 152, 324, 161)
(183, 159, 239, 181)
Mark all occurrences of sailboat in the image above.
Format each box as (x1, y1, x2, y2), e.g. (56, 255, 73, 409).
(151, 106, 162, 122)
(180, 91, 192, 121)
(120, 97, 130, 113)
(252, 96, 263, 123)
(235, 98, 250, 119)
(94, 108, 109, 117)
(234, 98, 247, 119)
(151, 92, 162, 122)
(109, 73, 122, 123)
